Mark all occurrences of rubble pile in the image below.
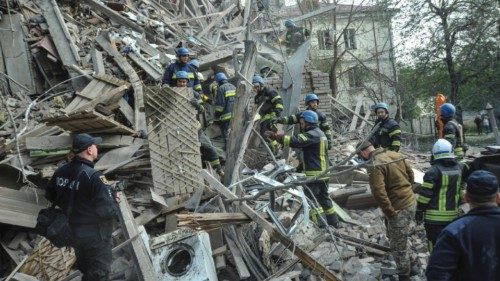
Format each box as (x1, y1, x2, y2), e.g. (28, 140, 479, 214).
(0, 1, 442, 281)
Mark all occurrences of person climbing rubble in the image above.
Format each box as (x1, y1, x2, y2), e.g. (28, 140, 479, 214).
(266, 110, 341, 228)
(175, 71, 223, 177)
(275, 92, 332, 150)
(253, 75, 284, 156)
(213, 72, 236, 150)
(162, 47, 202, 92)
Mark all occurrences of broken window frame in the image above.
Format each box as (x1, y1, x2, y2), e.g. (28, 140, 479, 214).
(344, 28, 356, 50)
(317, 29, 333, 50)
(347, 66, 363, 88)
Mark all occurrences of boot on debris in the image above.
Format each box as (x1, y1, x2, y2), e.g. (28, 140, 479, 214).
(326, 213, 341, 229)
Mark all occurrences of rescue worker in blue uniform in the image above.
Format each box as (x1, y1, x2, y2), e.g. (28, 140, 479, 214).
(426, 170, 500, 281)
(276, 93, 333, 150)
(176, 71, 224, 177)
(45, 134, 119, 281)
(267, 110, 340, 228)
(440, 103, 465, 159)
(415, 139, 465, 251)
(283, 19, 309, 55)
(253, 75, 284, 155)
(214, 72, 236, 149)
(162, 47, 202, 92)
(369, 102, 401, 152)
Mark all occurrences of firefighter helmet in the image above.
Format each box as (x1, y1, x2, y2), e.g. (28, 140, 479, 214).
(432, 139, 455, 159)
(304, 93, 319, 105)
(284, 19, 295, 28)
(374, 102, 389, 113)
(188, 59, 199, 69)
(176, 47, 189, 56)
(440, 103, 456, 118)
(252, 75, 265, 85)
(214, 72, 227, 83)
(175, 71, 189, 80)
(300, 110, 318, 124)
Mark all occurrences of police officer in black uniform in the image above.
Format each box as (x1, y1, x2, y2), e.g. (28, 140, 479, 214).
(45, 133, 119, 281)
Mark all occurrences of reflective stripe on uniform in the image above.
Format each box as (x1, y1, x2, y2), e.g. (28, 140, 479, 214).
(444, 134, 455, 139)
(439, 174, 448, 211)
(261, 112, 276, 121)
(283, 135, 291, 147)
(297, 134, 308, 141)
(417, 195, 431, 204)
(220, 113, 232, 121)
(424, 209, 458, 222)
(271, 95, 282, 103)
(324, 206, 336, 215)
(275, 103, 284, 109)
(392, 140, 401, 146)
(215, 106, 224, 112)
(194, 84, 202, 91)
(225, 90, 236, 98)
(389, 129, 401, 137)
(421, 182, 433, 189)
(319, 138, 327, 174)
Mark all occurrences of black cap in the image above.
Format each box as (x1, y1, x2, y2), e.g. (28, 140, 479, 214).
(467, 170, 499, 197)
(72, 133, 102, 153)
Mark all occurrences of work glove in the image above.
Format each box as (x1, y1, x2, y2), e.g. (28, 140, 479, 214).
(415, 210, 424, 225)
(190, 98, 205, 113)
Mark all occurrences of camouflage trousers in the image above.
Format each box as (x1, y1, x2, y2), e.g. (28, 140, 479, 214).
(386, 203, 415, 276)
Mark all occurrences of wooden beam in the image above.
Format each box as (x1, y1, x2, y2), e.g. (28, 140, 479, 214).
(201, 171, 340, 281)
(223, 40, 257, 185)
(197, 4, 236, 37)
(117, 192, 156, 281)
(83, 0, 144, 34)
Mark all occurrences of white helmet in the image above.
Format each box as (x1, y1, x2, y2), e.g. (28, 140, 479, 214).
(432, 139, 455, 159)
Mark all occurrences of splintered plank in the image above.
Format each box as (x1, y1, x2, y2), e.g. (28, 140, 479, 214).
(0, 187, 47, 228)
(144, 86, 202, 197)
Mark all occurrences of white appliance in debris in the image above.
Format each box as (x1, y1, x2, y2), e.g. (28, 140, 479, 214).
(150, 228, 217, 281)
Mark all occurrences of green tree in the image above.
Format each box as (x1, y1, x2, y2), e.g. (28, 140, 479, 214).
(399, 0, 498, 117)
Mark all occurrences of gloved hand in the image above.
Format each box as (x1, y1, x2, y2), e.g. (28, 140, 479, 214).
(415, 210, 424, 225)
(264, 131, 284, 140)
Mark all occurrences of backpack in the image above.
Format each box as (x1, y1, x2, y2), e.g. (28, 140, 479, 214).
(35, 167, 90, 247)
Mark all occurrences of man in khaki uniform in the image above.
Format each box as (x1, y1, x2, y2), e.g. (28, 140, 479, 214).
(357, 141, 416, 281)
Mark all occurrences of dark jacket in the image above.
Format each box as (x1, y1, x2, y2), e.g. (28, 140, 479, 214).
(280, 109, 332, 149)
(426, 207, 500, 281)
(368, 149, 415, 218)
(370, 117, 401, 152)
(285, 26, 309, 50)
(45, 157, 119, 225)
(255, 86, 284, 122)
(162, 61, 202, 91)
(443, 118, 464, 157)
(417, 158, 464, 224)
(282, 126, 329, 180)
(214, 81, 236, 122)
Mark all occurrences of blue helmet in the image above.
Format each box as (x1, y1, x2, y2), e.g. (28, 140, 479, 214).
(175, 70, 189, 80)
(304, 93, 319, 105)
(176, 47, 189, 56)
(284, 19, 295, 28)
(440, 103, 456, 118)
(300, 110, 318, 124)
(214, 72, 228, 83)
(374, 102, 389, 113)
(252, 75, 265, 85)
(188, 59, 199, 69)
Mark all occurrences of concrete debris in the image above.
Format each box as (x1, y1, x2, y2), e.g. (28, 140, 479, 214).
(0, 0, 497, 280)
